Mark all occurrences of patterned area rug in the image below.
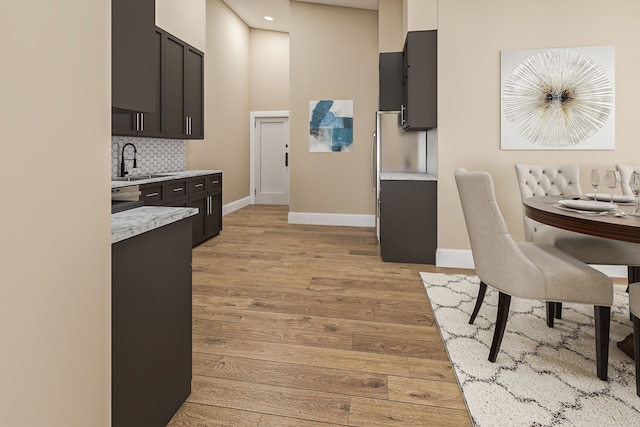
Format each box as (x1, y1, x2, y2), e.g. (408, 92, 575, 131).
(420, 272, 640, 426)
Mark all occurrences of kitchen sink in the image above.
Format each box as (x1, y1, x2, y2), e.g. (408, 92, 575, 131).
(112, 174, 168, 182)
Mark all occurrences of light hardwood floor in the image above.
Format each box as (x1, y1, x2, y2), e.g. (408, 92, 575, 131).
(168, 205, 474, 426)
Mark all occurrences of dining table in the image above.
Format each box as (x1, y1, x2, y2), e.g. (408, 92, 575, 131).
(523, 195, 640, 359)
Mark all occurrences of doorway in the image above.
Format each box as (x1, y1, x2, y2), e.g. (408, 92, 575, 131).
(250, 111, 289, 205)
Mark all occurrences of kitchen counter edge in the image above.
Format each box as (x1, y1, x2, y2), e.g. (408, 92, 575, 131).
(380, 172, 437, 181)
(111, 169, 223, 188)
(112, 206, 198, 244)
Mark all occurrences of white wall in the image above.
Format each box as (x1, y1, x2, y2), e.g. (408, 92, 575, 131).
(1, 1, 111, 425)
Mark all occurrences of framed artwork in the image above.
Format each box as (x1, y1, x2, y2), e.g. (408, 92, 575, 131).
(309, 100, 353, 152)
(500, 45, 615, 150)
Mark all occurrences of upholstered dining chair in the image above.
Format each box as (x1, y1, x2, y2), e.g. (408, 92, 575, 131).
(630, 283, 640, 396)
(616, 164, 640, 196)
(514, 163, 640, 319)
(455, 168, 613, 380)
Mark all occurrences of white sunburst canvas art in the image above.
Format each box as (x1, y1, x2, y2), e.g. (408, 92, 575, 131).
(500, 45, 615, 150)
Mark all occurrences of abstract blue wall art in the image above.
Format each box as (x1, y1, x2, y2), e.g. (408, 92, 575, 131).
(309, 100, 354, 152)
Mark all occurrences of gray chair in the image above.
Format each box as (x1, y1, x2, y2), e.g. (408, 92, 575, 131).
(616, 164, 640, 196)
(455, 168, 613, 380)
(515, 164, 640, 315)
(630, 283, 640, 396)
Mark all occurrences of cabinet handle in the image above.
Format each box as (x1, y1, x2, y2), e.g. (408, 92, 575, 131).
(140, 112, 144, 131)
(146, 192, 159, 197)
(194, 183, 204, 188)
(173, 187, 184, 192)
(189, 117, 192, 135)
(211, 180, 219, 184)
(135, 113, 140, 131)
(185, 116, 189, 135)
(400, 105, 406, 125)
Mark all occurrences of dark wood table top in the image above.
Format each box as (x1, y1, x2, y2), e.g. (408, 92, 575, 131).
(523, 196, 640, 244)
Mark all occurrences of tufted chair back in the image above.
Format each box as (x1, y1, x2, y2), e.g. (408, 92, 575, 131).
(515, 164, 582, 241)
(616, 164, 640, 196)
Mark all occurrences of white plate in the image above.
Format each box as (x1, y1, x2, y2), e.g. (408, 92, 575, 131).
(584, 193, 635, 203)
(558, 199, 617, 211)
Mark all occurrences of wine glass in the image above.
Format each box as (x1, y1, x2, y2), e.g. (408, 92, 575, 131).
(590, 169, 600, 201)
(631, 172, 640, 215)
(603, 170, 620, 203)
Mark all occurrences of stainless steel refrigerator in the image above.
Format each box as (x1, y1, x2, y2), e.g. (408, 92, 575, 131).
(372, 110, 428, 239)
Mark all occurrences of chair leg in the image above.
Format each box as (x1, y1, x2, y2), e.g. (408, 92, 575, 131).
(634, 315, 640, 397)
(555, 302, 562, 319)
(488, 292, 511, 363)
(594, 305, 611, 381)
(546, 302, 555, 328)
(469, 281, 488, 325)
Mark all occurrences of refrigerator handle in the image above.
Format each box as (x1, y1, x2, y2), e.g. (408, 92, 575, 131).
(371, 131, 377, 192)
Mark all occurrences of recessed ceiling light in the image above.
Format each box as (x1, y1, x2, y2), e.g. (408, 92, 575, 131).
(264, 16, 274, 21)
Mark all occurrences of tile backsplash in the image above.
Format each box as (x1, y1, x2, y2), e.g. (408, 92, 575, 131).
(112, 136, 186, 177)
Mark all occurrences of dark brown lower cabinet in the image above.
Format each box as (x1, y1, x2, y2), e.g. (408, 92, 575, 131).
(190, 189, 222, 246)
(139, 173, 222, 247)
(112, 218, 192, 427)
(380, 179, 437, 264)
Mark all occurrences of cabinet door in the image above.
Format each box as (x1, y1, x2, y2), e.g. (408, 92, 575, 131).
(380, 180, 437, 264)
(379, 52, 404, 111)
(206, 192, 222, 237)
(401, 31, 437, 131)
(112, 0, 155, 113)
(164, 35, 187, 139)
(185, 47, 204, 139)
(138, 29, 164, 137)
(189, 196, 207, 245)
(113, 29, 163, 136)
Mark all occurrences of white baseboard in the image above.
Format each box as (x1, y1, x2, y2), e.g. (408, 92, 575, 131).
(288, 212, 375, 227)
(222, 196, 250, 216)
(436, 249, 475, 269)
(436, 248, 627, 278)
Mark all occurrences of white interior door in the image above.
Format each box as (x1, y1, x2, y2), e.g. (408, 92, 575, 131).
(255, 117, 289, 205)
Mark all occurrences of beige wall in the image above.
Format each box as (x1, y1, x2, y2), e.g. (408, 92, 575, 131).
(402, 0, 437, 36)
(186, 0, 251, 204)
(289, 2, 378, 214)
(250, 29, 290, 111)
(379, 0, 403, 52)
(156, 0, 207, 52)
(438, 0, 640, 253)
(1, 1, 111, 425)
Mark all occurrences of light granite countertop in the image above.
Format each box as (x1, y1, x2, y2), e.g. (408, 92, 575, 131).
(111, 169, 223, 188)
(380, 172, 437, 181)
(112, 206, 198, 244)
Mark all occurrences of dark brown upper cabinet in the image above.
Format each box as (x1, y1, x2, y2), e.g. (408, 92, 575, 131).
(112, 0, 156, 113)
(186, 48, 204, 139)
(379, 52, 404, 111)
(401, 30, 437, 131)
(164, 33, 204, 140)
(113, 29, 164, 137)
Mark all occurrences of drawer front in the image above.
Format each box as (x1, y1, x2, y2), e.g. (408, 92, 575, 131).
(140, 183, 164, 205)
(206, 173, 222, 194)
(166, 179, 188, 202)
(188, 176, 207, 197)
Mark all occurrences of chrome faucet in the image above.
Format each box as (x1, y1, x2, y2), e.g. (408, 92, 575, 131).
(119, 143, 138, 177)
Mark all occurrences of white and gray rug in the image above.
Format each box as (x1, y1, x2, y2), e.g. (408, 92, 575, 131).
(420, 272, 640, 426)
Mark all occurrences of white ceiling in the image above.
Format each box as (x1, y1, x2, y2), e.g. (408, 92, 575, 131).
(222, 0, 379, 33)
